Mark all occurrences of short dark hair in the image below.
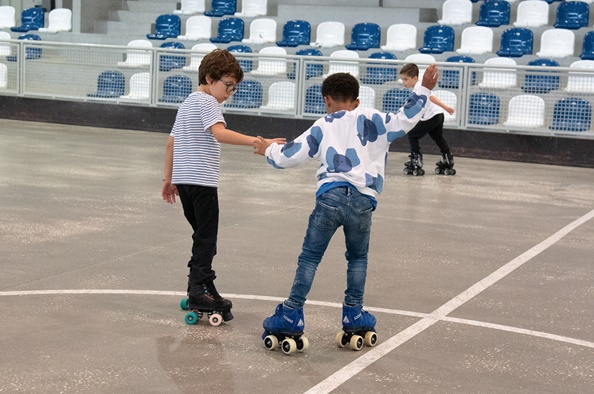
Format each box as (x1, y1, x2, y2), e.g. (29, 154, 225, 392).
(198, 49, 244, 85)
(321, 72, 359, 102)
(400, 63, 419, 78)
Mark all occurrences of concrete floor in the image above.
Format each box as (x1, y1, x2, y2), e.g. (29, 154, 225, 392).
(0, 119, 593, 394)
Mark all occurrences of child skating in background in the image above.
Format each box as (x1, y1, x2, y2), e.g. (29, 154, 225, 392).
(253, 65, 439, 354)
(400, 63, 457, 176)
(161, 49, 284, 325)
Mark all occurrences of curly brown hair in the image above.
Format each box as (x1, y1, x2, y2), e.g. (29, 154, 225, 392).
(198, 49, 244, 85)
(321, 72, 359, 102)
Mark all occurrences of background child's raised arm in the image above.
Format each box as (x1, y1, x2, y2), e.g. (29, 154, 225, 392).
(430, 95, 455, 115)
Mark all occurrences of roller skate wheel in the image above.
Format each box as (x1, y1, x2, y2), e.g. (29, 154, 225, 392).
(184, 311, 199, 325)
(350, 335, 364, 351)
(364, 331, 378, 347)
(263, 335, 279, 350)
(297, 336, 309, 352)
(412, 169, 419, 176)
(403, 167, 411, 175)
(444, 168, 452, 176)
(435, 167, 443, 175)
(335, 331, 347, 348)
(281, 338, 297, 355)
(209, 313, 223, 327)
(450, 168, 456, 175)
(180, 297, 189, 310)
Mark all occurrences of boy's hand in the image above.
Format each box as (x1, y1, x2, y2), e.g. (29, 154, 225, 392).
(253, 136, 285, 156)
(421, 64, 439, 90)
(161, 181, 178, 204)
(445, 106, 455, 115)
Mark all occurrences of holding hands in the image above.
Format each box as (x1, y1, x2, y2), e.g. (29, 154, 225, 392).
(253, 137, 285, 156)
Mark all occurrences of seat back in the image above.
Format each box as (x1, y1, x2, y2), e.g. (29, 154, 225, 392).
(121, 72, 150, 100)
(160, 75, 193, 103)
(361, 52, 397, 85)
(159, 41, 186, 72)
(554, 1, 589, 29)
(286, 48, 322, 80)
(514, 1, 548, 27)
(405, 53, 435, 80)
(304, 85, 325, 114)
(479, 57, 517, 88)
(522, 58, 560, 94)
(550, 97, 592, 132)
(122, 39, 152, 68)
(381, 24, 416, 52)
(251, 46, 287, 75)
(345, 22, 381, 51)
(566, 60, 594, 93)
(12, 7, 44, 31)
(382, 88, 410, 113)
(175, 0, 206, 14)
(147, 14, 181, 39)
(180, 15, 211, 40)
(277, 20, 311, 47)
(440, 55, 475, 89)
(210, 17, 244, 43)
(228, 44, 253, 72)
(243, 18, 276, 44)
(225, 79, 263, 108)
(0, 63, 7, 89)
(497, 27, 533, 57)
(311, 21, 345, 48)
(419, 25, 454, 54)
(476, 0, 510, 27)
(0, 6, 16, 29)
(205, 0, 237, 17)
(433, 90, 457, 122)
(88, 70, 125, 98)
(438, 0, 472, 25)
(42, 8, 71, 32)
(536, 29, 574, 58)
(504, 95, 545, 128)
(18, 33, 42, 60)
(0, 31, 11, 56)
(261, 81, 296, 110)
(358, 86, 376, 109)
(457, 26, 493, 54)
(468, 92, 500, 125)
(580, 31, 594, 60)
(235, 0, 267, 17)
(326, 50, 359, 77)
(183, 43, 217, 72)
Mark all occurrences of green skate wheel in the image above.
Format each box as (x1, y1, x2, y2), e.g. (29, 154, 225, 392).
(297, 336, 309, 352)
(184, 311, 199, 325)
(281, 338, 297, 355)
(263, 335, 279, 350)
(350, 335, 364, 351)
(364, 331, 378, 347)
(180, 297, 189, 310)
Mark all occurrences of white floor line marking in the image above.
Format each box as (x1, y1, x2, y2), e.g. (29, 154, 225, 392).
(303, 208, 594, 394)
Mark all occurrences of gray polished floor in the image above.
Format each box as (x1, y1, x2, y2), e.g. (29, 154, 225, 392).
(1, 119, 593, 393)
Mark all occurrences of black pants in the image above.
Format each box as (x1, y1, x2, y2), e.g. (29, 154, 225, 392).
(407, 113, 450, 155)
(177, 184, 218, 285)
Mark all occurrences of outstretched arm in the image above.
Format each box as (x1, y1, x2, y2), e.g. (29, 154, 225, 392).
(430, 95, 455, 115)
(211, 123, 286, 148)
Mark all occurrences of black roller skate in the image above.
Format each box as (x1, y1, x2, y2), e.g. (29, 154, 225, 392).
(335, 304, 378, 351)
(403, 152, 425, 176)
(262, 303, 309, 355)
(180, 281, 233, 326)
(435, 152, 456, 175)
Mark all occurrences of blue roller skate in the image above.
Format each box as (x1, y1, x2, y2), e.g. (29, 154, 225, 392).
(335, 304, 378, 351)
(262, 303, 309, 355)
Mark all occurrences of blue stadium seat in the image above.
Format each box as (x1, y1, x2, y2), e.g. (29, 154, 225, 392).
(496, 27, 533, 57)
(87, 70, 125, 98)
(204, 0, 236, 17)
(382, 88, 410, 113)
(550, 97, 592, 132)
(304, 85, 325, 114)
(159, 42, 186, 72)
(554, 1, 589, 30)
(543, 0, 561, 3)
(276, 20, 311, 47)
(468, 92, 500, 125)
(160, 75, 192, 103)
(287, 48, 323, 80)
(580, 31, 594, 61)
(210, 17, 244, 43)
(225, 79, 263, 108)
(146, 14, 181, 40)
(522, 59, 560, 94)
(360, 52, 397, 85)
(440, 55, 476, 89)
(10, 7, 43, 32)
(476, 0, 510, 27)
(419, 25, 455, 54)
(345, 23, 381, 51)
(227, 44, 253, 72)
(6, 33, 41, 62)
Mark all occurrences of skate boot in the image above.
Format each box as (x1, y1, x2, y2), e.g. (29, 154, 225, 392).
(335, 304, 378, 351)
(403, 152, 425, 176)
(262, 303, 309, 355)
(435, 152, 456, 176)
(182, 282, 233, 326)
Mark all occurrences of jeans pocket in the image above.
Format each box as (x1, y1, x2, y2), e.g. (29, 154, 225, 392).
(358, 206, 373, 231)
(313, 199, 338, 229)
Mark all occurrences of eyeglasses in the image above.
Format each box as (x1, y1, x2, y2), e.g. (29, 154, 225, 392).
(218, 79, 238, 94)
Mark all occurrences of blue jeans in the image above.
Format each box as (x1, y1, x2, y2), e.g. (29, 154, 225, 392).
(285, 186, 374, 309)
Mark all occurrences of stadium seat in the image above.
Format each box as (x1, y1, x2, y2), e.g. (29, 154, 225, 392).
(543, 0, 561, 3)
(11, 7, 44, 32)
(286, 48, 323, 80)
(468, 92, 500, 125)
(0, 31, 11, 56)
(159, 42, 186, 72)
(324, 50, 359, 78)
(235, 0, 267, 17)
(210, 17, 244, 43)
(0, 6, 16, 29)
(475, 0, 510, 27)
(87, 70, 125, 98)
(381, 24, 417, 52)
(550, 97, 592, 132)
(260, 81, 296, 111)
(276, 20, 311, 47)
(205, 0, 237, 17)
(405, 53, 436, 81)
(438, 0, 472, 25)
(440, 55, 476, 89)
(345, 23, 381, 51)
(358, 86, 376, 109)
(432, 90, 457, 122)
(457, 26, 493, 55)
(479, 57, 517, 89)
(503, 95, 545, 128)
(225, 79, 263, 108)
(6, 33, 41, 62)
(0, 63, 7, 89)
(160, 75, 193, 103)
(496, 27, 533, 57)
(242, 18, 276, 44)
(250, 46, 287, 76)
(566, 60, 594, 93)
(118, 40, 153, 68)
(359, 52, 397, 85)
(514, 0, 549, 27)
(304, 85, 325, 114)
(120, 72, 151, 100)
(38, 8, 71, 33)
(580, 31, 594, 60)
(310, 21, 345, 48)
(419, 25, 455, 54)
(146, 14, 181, 40)
(554, 1, 589, 30)
(228, 44, 253, 72)
(382, 88, 410, 113)
(183, 43, 217, 72)
(173, 0, 205, 15)
(522, 58, 560, 94)
(177, 15, 211, 40)
(536, 29, 575, 58)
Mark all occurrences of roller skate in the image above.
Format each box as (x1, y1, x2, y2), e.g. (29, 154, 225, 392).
(262, 303, 309, 355)
(435, 152, 456, 176)
(403, 152, 424, 176)
(335, 304, 378, 351)
(180, 281, 233, 326)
